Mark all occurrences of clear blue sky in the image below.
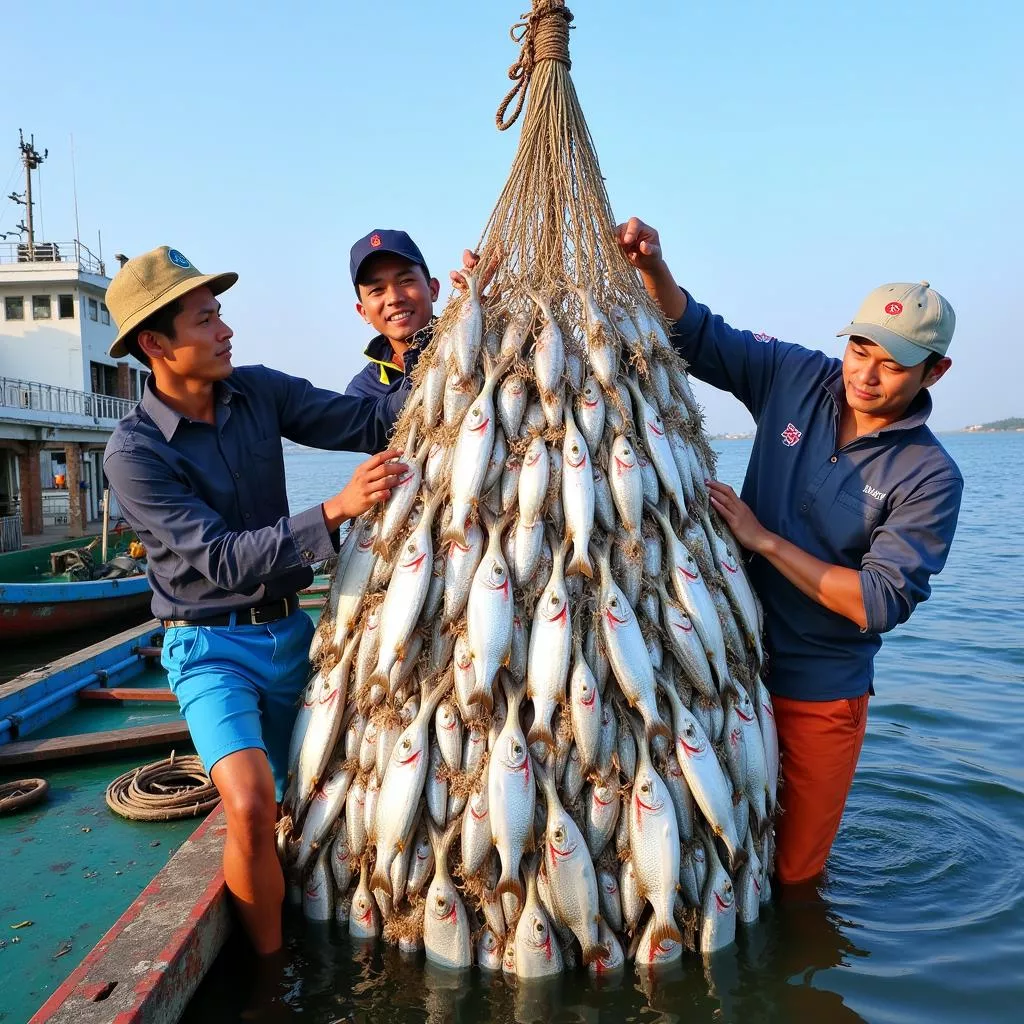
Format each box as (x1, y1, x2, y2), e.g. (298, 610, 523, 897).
(3, 0, 1021, 433)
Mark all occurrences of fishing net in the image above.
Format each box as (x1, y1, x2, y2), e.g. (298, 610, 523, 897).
(282, 0, 778, 975)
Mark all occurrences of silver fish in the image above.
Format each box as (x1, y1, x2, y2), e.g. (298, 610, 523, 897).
(637, 447, 660, 505)
(483, 428, 507, 495)
(500, 311, 532, 360)
(660, 682, 744, 870)
(526, 541, 572, 751)
(663, 752, 696, 844)
(358, 717, 379, 774)
(422, 345, 448, 430)
(612, 543, 642, 609)
(451, 267, 483, 380)
(463, 721, 488, 779)
(444, 367, 479, 428)
(476, 925, 504, 972)
(609, 305, 642, 351)
(588, 919, 625, 977)
(514, 858, 564, 978)
(441, 519, 484, 627)
(529, 292, 565, 411)
(562, 744, 585, 806)
(597, 868, 623, 934)
(737, 829, 763, 926)
(755, 678, 779, 812)
(586, 779, 620, 858)
(635, 911, 683, 968)
(428, 618, 455, 676)
(488, 677, 536, 906)
(497, 375, 528, 442)
(561, 408, 596, 577)
(330, 822, 354, 893)
(510, 609, 529, 681)
(302, 846, 334, 922)
(667, 427, 696, 507)
(435, 700, 463, 773)
(546, 448, 564, 535)
(349, 856, 380, 940)
(461, 764, 492, 877)
(375, 711, 403, 782)
(424, 441, 449, 493)
(295, 760, 354, 876)
(649, 355, 676, 411)
(597, 700, 617, 775)
(620, 856, 644, 934)
(576, 376, 607, 454)
(406, 822, 434, 897)
(363, 771, 379, 847)
(699, 832, 736, 953)
(500, 451, 522, 512)
(569, 638, 602, 774)
(424, 820, 473, 969)
(286, 672, 320, 784)
(624, 378, 687, 519)
(726, 682, 770, 830)
(713, 530, 763, 663)
(585, 625, 611, 696)
(511, 516, 544, 589)
(609, 433, 644, 540)
(566, 348, 584, 391)
(331, 519, 378, 655)
(521, 399, 547, 437)
(466, 511, 514, 711)
(377, 434, 427, 559)
(426, 740, 448, 827)
(679, 846, 701, 907)
(657, 581, 716, 701)
(452, 634, 476, 721)
(617, 725, 637, 781)
(518, 436, 549, 527)
(576, 290, 619, 390)
(592, 464, 615, 533)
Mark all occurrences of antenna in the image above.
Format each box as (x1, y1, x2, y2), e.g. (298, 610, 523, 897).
(9, 130, 47, 258)
(70, 133, 82, 248)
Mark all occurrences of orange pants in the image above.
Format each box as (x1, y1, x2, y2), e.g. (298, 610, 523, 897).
(772, 693, 869, 885)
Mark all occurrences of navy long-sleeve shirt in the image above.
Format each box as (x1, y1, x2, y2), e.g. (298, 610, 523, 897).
(671, 294, 963, 700)
(344, 322, 432, 400)
(103, 365, 408, 621)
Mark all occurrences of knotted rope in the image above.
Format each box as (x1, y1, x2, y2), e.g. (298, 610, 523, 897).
(496, 1, 574, 130)
(106, 750, 219, 821)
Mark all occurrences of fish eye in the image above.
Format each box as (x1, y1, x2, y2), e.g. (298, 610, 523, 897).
(495, 565, 504, 576)
(401, 738, 411, 750)
(724, 882, 733, 894)
(641, 781, 650, 793)
(407, 542, 415, 553)
(609, 596, 618, 607)
(572, 445, 579, 455)
(512, 741, 522, 755)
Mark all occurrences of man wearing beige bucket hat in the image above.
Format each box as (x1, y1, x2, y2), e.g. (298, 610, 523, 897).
(103, 245, 412, 956)
(615, 218, 964, 890)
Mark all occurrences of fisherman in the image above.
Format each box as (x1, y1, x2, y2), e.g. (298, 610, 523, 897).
(102, 246, 410, 955)
(615, 217, 963, 887)
(345, 228, 440, 399)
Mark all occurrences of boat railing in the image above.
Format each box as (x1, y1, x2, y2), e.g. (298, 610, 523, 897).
(0, 376, 133, 423)
(0, 513, 22, 553)
(0, 239, 106, 276)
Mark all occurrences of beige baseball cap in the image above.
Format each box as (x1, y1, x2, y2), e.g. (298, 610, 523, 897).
(837, 281, 955, 367)
(106, 246, 237, 358)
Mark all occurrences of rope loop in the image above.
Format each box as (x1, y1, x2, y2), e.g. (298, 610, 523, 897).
(496, 1, 574, 131)
(106, 751, 219, 821)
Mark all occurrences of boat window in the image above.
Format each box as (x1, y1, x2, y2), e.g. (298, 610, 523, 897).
(58, 293, 75, 318)
(3, 296, 23, 320)
(88, 297, 98, 321)
(32, 294, 52, 319)
(100, 302, 110, 325)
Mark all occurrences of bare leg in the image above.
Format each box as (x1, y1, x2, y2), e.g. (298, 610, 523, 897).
(211, 749, 284, 956)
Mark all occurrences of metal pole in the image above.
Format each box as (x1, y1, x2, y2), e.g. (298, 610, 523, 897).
(101, 487, 110, 562)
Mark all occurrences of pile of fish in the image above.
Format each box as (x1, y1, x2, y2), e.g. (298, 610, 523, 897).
(280, 279, 779, 975)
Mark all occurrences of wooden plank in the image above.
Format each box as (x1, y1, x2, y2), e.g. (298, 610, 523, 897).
(0, 721, 190, 767)
(79, 687, 177, 704)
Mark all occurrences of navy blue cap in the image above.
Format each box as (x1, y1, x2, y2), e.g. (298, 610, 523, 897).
(350, 229, 428, 289)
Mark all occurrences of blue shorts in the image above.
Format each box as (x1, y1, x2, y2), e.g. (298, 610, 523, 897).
(161, 609, 315, 802)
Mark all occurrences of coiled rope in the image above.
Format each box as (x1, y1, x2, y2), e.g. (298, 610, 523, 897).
(496, 0, 574, 130)
(0, 778, 49, 815)
(105, 751, 219, 821)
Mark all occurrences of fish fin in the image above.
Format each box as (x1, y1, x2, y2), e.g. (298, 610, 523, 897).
(648, 919, 682, 948)
(440, 522, 469, 549)
(494, 874, 524, 905)
(728, 845, 749, 874)
(582, 941, 611, 966)
(566, 552, 594, 578)
(372, 537, 391, 560)
(526, 721, 555, 751)
(469, 684, 494, 713)
(646, 716, 673, 745)
(369, 864, 393, 898)
(364, 669, 388, 694)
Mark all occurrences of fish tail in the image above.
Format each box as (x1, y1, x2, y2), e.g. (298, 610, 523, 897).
(469, 683, 494, 713)
(566, 550, 594, 578)
(646, 715, 673, 745)
(526, 720, 555, 751)
(365, 669, 388, 694)
(372, 536, 392, 560)
(494, 874, 524, 906)
(369, 863, 393, 898)
(582, 940, 611, 966)
(441, 520, 469, 549)
(649, 918, 682, 948)
(728, 844, 749, 874)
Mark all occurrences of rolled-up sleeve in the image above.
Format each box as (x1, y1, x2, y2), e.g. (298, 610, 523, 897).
(105, 446, 336, 594)
(859, 474, 963, 633)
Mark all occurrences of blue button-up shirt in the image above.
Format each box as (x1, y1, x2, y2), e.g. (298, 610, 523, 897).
(671, 295, 963, 700)
(103, 365, 408, 621)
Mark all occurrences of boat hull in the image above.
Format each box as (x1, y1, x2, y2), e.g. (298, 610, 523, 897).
(0, 578, 152, 640)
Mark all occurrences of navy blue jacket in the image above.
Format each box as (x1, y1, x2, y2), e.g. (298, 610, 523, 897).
(344, 324, 432, 400)
(103, 365, 408, 621)
(671, 294, 963, 701)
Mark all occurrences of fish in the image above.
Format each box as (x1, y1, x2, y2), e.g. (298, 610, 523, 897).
(435, 700, 463, 773)
(585, 778, 620, 858)
(588, 919, 626, 976)
(623, 379, 687, 520)
(521, 399, 547, 437)
(441, 519, 484, 627)
(488, 675, 536, 905)
(358, 717, 379, 774)
(349, 856, 380, 940)
(426, 741, 448, 827)
(460, 764, 492, 878)
(286, 672, 320, 785)
(535, 762, 606, 965)
(562, 744, 585, 806)
(466, 510, 514, 710)
(613, 542, 643, 609)
(649, 355, 676, 412)
(667, 427, 696, 506)
(597, 699, 617, 776)
(656, 581, 716, 701)
(366, 490, 444, 691)
(450, 632, 478, 721)
(637, 447, 660, 505)
(526, 540, 572, 751)
(518, 436, 549, 527)
(450, 267, 484, 379)
(592, 464, 615, 533)
(635, 911, 683, 968)
(627, 718, 682, 951)
(302, 847, 334, 922)
(597, 868, 624, 934)
(377, 435, 428, 559)
(483, 428, 507, 496)
(294, 760, 355, 876)
(659, 681, 745, 871)
(608, 433, 644, 543)
(663, 752, 696, 844)
(510, 516, 544, 589)
(424, 442, 449, 493)
(576, 290, 619, 390)
(331, 519, 379, 655)
(699, 831, 736, 953)
(609, 305, 642, 352)
(620, 856, 644, 934)
(725, 681, 771, 830)
(406, 822, 434, 897)
(576, 376, 607, 455)
(755, 678, 779, 812)
(569, 637, 602, 774)
(529, 292, 566, 413)
(363, 771, 380, 848)
(617, 725, 637, 780)
(514, 856, 565, 978)
(711, 529, 763, 664)
(424, 819, 473, 969)
(546, 448, 564, 535)
(476, 926, 504, 972)
(444, 367, 479, 427)
(500, 451, 522, 512)
(561, 408, 596, 577)
(375, 710, 404, 781)
(585, 625, 611, 696)
(737, 829, 762, 925)
(295, 634, 357, 821)
(463, 722, 488, 779)
(422, 341, 449, 430)
(369, 674, 450, 896)
(594, 543, 672, 744)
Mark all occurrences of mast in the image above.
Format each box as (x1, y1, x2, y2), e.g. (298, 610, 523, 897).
(7, 130, 47, 258)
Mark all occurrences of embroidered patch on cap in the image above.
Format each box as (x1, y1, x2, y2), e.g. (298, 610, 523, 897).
(167, 249, 191, 269)
(781, 422, 802, 447)
(884, 301, 903, 316)
(370, 234, 382, 248)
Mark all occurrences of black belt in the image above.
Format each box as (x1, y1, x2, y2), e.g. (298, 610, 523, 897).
(162, 595, 298, 629)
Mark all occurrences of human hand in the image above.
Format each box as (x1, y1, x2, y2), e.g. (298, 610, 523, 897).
(322, 449, 408, 529)
(449, 246, 502, 294)
(707, 480, 772, 555)
(616, 217, 665, 274)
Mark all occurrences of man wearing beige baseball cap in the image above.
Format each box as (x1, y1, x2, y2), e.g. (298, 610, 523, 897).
(615, 218, 963, 889)
(103, 245, 412, 956)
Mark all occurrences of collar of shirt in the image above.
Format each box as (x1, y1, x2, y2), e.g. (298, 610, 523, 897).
(361, 319, 436, 368)
(821, 366, 933, 442)
(140, 373, 243, 443)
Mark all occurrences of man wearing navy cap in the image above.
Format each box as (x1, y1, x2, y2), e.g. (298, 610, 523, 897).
(345, 229, 440, 399)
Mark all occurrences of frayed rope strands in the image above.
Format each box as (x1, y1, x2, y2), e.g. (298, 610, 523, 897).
(105, 750, 219, 821)
(496, 0, 574, 130)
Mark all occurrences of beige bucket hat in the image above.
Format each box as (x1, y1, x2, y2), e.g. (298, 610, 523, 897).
(106, 246, 237, 358)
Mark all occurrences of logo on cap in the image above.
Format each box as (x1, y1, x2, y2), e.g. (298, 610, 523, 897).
(781, 422, 803, 447)
(884, 301, 903, 316)
(167, 249, 191, 269)
(370, 234, 382, 248)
